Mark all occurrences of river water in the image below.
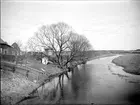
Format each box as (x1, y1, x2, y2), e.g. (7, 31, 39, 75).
(23, 55, 140, 104)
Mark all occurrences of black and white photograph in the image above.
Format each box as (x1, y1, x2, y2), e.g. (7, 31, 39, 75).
(1, 0, 140, 104)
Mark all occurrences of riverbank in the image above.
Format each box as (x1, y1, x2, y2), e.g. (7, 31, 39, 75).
(112, 54, 140, 75)
(0, 54, 128, 105)
(1, 59, 63, 105)
(108, 55, 140, 84)
(55, 55, 140, 104)
(2, 55, 139, 104)
(1, 70, 38, 105)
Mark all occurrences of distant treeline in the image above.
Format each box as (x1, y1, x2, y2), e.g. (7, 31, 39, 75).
(84, 50, 140, 60)
(26, 50, 140, 63)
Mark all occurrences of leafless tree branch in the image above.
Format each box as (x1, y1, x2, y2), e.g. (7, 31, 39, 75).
(27, 22, 91, 70)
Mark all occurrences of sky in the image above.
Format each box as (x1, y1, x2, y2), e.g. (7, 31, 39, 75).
(1, 0, 140, 50)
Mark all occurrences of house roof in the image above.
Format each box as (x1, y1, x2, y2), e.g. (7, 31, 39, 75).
(0, 38, 6, 44)
(12, 42, 20, 51)
(0, 38, 12, 48)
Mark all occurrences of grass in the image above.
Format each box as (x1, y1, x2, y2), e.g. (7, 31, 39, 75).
(26, 57, 61, 74)
(112, 54, 140, 75)
(1, 70, 38, 105)
(1, 56, 62, 105)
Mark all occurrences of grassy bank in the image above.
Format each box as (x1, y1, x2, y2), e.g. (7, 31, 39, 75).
(1, 70, 38, 105)
(112, 54, 140, 75)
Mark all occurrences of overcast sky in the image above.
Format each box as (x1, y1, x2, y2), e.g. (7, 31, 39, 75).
(1, 0, 140, 50)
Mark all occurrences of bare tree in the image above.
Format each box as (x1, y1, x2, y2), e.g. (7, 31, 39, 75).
(64, 33, 91, 67)
(15, 40, 23, 52)
(28, 37, 42, 52)
(28, 22, 91, 70)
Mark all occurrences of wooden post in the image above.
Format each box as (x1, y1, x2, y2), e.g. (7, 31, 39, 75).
(26, 70, 29, 78)
(13, 66, 16, 73)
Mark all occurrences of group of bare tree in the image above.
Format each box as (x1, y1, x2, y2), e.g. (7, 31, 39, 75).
(28, 22, 91, 70)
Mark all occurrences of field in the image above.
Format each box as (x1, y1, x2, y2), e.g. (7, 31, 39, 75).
(112, 54, 140, 75)
(85, 50, 137, 60)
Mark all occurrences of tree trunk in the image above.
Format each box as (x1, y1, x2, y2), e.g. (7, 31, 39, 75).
(65, 72, 69, 79)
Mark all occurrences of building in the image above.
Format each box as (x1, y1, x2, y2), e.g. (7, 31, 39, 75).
(0, 38, 15, 55)
(11, 42, 21, 55)
(42, 57, 49, 64)
(40, 48, 54, 65)
(0, 38, 16, 62)
(44, 48, 54, 56)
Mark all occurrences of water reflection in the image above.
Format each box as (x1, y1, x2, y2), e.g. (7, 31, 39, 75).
(22, 63, 140, 104)
(56, 64, 140, 104)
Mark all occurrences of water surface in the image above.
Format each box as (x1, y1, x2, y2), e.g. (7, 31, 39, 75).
(24, 56, 140, 104)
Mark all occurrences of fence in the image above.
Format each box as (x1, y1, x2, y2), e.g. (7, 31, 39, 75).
(1, 61, 48, 83)
(0, 54, 15, 62)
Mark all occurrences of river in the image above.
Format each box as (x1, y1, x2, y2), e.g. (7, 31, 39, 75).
(22, 55, 140, 104)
